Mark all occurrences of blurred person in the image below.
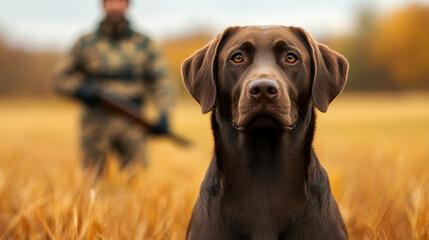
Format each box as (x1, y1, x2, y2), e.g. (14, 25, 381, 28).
(53, 0, 175, 175)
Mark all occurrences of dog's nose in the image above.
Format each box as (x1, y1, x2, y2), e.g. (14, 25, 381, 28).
(248, 79, 280, 101)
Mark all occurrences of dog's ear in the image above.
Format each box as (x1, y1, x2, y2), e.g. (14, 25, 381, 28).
(311, 42, 349, 112)
(292, 27, 349, 112)
(181, 27, 238, 114)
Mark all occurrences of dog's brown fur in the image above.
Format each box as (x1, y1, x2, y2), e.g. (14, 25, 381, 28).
(182, 25, 349, 240)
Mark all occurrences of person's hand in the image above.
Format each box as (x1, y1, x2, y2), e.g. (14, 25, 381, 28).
(149, 113, 169, 135)
(73, 83, 100, 106)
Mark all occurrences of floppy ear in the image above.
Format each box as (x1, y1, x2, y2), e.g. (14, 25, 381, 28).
(292, 27, 349, 112)
(311, 42, 349, 112)
(181, 27, 238, 114)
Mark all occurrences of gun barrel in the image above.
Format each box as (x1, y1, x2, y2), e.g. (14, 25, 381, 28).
(97, 91, 191, 147)
(98, 91, 151, 128)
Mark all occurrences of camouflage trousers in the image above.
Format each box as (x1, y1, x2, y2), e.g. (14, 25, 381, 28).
(80, 108, 147, 173)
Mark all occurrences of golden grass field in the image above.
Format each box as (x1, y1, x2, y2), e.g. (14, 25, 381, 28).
(0, 92, 428, 239)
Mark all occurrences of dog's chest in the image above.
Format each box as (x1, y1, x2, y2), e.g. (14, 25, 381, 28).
(222, 182, 306, 238)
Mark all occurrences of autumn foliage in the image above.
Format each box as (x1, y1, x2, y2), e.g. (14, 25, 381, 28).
(369, 5, 429, 88)
(1, 4, 429, 96)
(326, 4, 429, 90)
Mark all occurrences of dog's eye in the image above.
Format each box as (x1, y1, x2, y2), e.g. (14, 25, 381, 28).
(231, 53, 244, 63)
(286, 53, 298, 63)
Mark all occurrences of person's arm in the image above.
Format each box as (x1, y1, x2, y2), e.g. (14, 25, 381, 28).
(53, 39, 99, 105)
(142, 39, 176, 134)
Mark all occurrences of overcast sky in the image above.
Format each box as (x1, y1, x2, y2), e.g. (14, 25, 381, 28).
(0, 0, 427, 51)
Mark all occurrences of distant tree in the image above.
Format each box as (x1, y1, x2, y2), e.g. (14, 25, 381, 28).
(324, 6, 396, 91)
(0, 36, 59, 96)
(369, 5, 429, 88)
(161, 33, 213, 95)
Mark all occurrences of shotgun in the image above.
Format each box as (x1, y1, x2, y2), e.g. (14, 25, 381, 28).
(97, 90, 191, 147)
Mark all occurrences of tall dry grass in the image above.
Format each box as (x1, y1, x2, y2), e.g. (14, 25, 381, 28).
(0, 92, 428, 239)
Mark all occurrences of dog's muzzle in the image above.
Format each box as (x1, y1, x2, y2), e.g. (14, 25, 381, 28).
(233, 78, 296, 134)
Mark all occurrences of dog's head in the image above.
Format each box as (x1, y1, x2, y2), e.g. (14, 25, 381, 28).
(182, 26, 348, 134)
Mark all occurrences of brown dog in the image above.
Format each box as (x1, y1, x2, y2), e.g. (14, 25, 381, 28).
(182, 26, 349, 240)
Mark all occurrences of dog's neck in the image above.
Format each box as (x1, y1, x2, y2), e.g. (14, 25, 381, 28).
(211, 101, 315, 195)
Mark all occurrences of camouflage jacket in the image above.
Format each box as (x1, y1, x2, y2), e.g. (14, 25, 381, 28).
(53, 18, 174, 113)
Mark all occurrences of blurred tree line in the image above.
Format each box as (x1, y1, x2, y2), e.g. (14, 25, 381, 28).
(0, 4, 428, 96)
(325, 4, 429, 90)
(0, 38, 58, 96)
